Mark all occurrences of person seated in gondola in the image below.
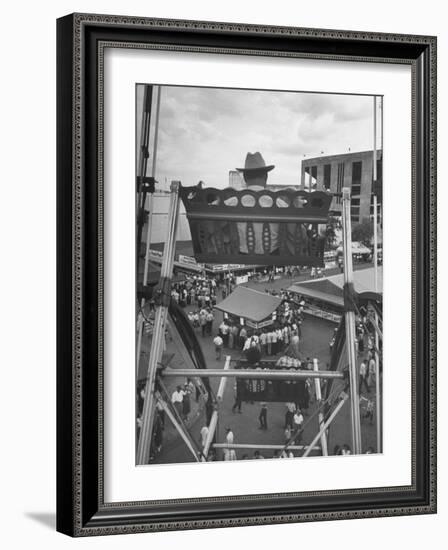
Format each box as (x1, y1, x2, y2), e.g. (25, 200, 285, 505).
(230, 153, 308, 255)
(203, 153, 309, 256)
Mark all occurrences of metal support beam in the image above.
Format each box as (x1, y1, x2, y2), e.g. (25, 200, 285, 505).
(136, 192, 154, 376)
(369, 312, 383, 341)
(156, 396, 202, 463)
(342, 187, 362, 455)
(166, 315, 208, 399)
(302, 393, 349, 458)
(162, 368, 343, 380)
(136, 86, 162, 374)
(374, 310, 382, 453)
(213, 443, 320, 451)
(313, 358, 328, 456)
(137, 181, 181, 465)
(372, 97, 382, 453)
(203, 356, 231, 457)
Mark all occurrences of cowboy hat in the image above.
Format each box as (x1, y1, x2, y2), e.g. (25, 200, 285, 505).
(236, 152, 275, 173)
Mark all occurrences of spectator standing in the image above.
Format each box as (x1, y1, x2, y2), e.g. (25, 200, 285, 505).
(232, 382, 242, 413)
(367, 355, 376, 387)
(182, 384, 191, 421)
(206, 309, 214, 335)
(260, 331, 267, 356)
(155, 400, 165, 429)
(219, 320, 230, 347)
(290, 332, 300, 358)
(171, 386, 185, 419)
(225, 428, 234, 445)
(359, 360, 370, 393)
(192, 311, 200, 329)
(266, 330, 273, 356)
(258, 402, 268, 430)
(362, 397, 374, 424)
(239, 326, 247, 350)
(276, 327, 284, 353)
(293, 409, 304, 443)
(231, 325, 239, 349)
(228, 325, 235, 350)
(283, 325, 290, 348)
(246, 341, 261, 365)
(199, 309, 207, 337)
(285, 402, 296, 429)
(213, 334, 224, 360)
(271, 328, 278, 355)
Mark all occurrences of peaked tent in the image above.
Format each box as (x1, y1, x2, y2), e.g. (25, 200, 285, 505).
(288, 266, 382, 310)
(215, 286, 282, 323)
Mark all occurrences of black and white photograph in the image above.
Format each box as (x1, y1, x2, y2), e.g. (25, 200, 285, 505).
(135, 84, 383, 466)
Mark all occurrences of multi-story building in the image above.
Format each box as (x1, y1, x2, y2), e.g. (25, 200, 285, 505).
(228, 170, 245, 190)
(300, 150, 382, 224)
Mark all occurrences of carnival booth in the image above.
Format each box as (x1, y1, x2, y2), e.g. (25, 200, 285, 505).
(215, 286, 282, 330)
(288, 266, 383, 320)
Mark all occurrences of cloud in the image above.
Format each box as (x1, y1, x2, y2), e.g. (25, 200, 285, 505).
(137, 84, 379, 188)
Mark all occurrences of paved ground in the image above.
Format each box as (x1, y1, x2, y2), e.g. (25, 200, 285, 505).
(140, 265, 380, 464)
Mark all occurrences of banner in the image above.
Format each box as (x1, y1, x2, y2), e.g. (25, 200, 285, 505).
(235, 274, 249, 285)
(178, 254, 197, 266)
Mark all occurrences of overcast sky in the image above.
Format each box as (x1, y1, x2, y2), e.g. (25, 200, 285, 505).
(137, 85, 382, 189)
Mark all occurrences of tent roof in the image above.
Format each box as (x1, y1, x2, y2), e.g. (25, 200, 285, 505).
(324, 267, 382, 295)
(215, 286, 282, 322)
(288, 267, 382, 307)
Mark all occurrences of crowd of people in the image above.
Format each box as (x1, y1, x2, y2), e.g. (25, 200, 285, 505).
(170, 274, 220, 309)
(139, 266, 379, 463)
(214, 290, 306, 362)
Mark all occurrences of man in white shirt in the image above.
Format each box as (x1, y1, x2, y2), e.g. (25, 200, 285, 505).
(290, 332, 300, 358)
(266, 331, 273, 356)
(225, 428, 234, 445)
(359, 360, 370, 393)
(276, 328, 283, 353)
(239, 326, 247, 350)
(243, 337, 252, 352)
(293, 409, 304, 443)
(171, 386, 185, 418)
(260, 331, 267, 355)
(271, 329, 278, 355)
(285, 402, 296, 429)
(213, 334, 224, 360)
(219, 321, 230, 347)
(206, 310, 214, 335)
(367, 356, 376, 387)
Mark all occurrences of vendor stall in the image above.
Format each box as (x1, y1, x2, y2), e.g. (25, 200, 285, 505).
(288, 266, 382, 321)
(215, 286, 282, 329)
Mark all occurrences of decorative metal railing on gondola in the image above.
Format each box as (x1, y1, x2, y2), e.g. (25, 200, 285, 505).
(179, 185, 332, 267)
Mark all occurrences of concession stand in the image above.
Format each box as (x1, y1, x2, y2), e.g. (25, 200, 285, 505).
(214, 286, 282, 329)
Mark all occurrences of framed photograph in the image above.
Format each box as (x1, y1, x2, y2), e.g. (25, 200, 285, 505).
(57, 13, 437, 536)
